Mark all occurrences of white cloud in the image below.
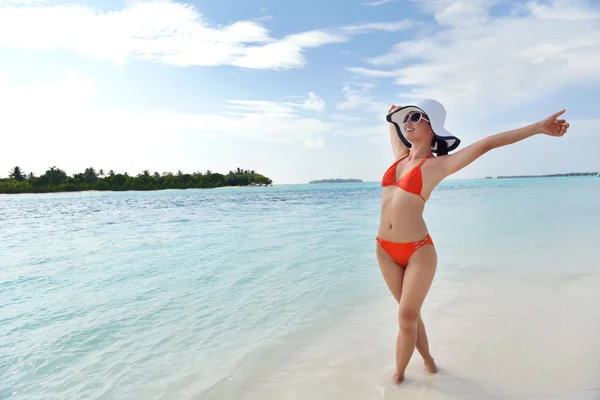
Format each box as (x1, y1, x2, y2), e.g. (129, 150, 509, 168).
(0, 0, 45, 4)
(0, 73, 337, 178)
(0, 72, 401, 181)
(413, 0, 499, 27)
(336, 84, 387, 114)
(327, 83, 391, 140)
(301, 92, 327, 112)
(253, 15, 272, 22)
(526, 0, 600, 19)
(0, 0, 412, 70)
(229, 31, 347, 70)
(340, 21, 414, 33)
(334, 124, 386, 137)
(225, 92, 326, 116)
(344, 67, 398, 78)
(331, 114, 369, 122)
(346, 0, 600, 116)
(0, 70, 97, 108)
(304, 137, 325, 148)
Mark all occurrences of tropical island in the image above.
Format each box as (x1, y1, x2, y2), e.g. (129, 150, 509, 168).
(309, 178, 363, 184)
(0, 166, 273, 194)
(494, 172, 599, 179)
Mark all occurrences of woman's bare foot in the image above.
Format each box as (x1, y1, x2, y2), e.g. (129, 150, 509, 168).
(423, 356, 437, 374)
(392, 371, 404, 384)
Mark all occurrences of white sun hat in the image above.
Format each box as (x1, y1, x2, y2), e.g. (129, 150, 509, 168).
(386, 99, 461, 155)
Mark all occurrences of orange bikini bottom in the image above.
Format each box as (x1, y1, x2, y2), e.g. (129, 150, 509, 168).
(376, 234, 434, 267)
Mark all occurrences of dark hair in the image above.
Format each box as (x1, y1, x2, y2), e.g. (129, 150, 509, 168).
(432, 137, 448, 156)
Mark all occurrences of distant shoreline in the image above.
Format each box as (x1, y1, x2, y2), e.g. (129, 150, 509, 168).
(0, 166, 273, 194)
(486, 172, 599, 179)
(309, 178, 363, 184)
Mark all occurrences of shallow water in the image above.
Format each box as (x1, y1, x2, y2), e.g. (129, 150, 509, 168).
(1, 178, 599, 399)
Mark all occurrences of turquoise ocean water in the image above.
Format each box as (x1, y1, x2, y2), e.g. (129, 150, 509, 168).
(2, 178, 600, 399)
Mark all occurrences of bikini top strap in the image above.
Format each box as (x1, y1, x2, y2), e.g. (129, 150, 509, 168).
(391, 152, 409, 167)
(419, 152, 433, 166)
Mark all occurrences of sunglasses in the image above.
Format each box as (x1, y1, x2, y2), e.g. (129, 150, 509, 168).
(403, 112, 429, 124)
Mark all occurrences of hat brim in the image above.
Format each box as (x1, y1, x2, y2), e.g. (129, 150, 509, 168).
(386, 105, 461, 153)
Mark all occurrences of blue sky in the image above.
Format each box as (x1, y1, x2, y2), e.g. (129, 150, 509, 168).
(1, 0, 599, 184)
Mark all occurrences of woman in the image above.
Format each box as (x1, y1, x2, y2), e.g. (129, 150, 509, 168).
(377, 99, 569, 384)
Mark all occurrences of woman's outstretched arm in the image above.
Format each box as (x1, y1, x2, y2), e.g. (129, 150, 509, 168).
(438, 109, 570, 178)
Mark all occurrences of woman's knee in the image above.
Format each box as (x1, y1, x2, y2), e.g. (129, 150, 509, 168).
(398, 306, 419, 329)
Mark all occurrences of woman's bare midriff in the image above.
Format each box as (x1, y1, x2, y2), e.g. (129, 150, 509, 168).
(377, 187, 430, 243)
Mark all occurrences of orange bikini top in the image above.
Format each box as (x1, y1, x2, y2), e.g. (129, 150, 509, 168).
(381, 152, 433, 201)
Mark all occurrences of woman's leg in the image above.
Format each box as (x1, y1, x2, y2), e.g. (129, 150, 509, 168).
(376, 243, 437, 375)
(417, 314, 437, 373)
(376, 242, 405, 303)
(394, 245, 437, 383)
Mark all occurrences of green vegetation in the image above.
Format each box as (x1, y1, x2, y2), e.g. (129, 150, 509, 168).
(0, 166, 272, 194)
(495, 172, 598, 179)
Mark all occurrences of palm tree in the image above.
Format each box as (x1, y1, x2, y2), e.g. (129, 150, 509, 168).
(43, 166, 68, 185)
(98, 169, 105, 177)
(9, 166, 25, 182)
(84, 167, 98, 182)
